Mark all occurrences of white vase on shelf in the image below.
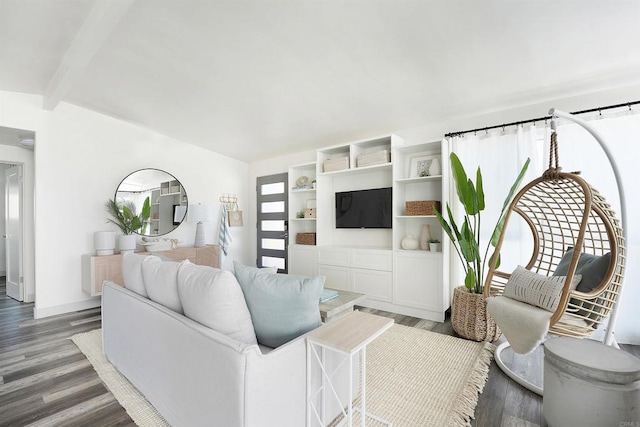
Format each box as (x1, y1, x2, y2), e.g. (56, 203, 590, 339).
(428, 158, 442, 176)
(401, 234, 419, 250)
(420, 224, 432, 250)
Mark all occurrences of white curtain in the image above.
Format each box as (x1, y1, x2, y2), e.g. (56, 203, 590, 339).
(553, 111, 640, 344)
(447, 124, 544, 289)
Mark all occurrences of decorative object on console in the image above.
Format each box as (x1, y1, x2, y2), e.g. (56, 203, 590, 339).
(140, 237, 177, 252)
(429, 239, 441, 252)
(401, 234, 419, 250)
(419, 224, 432, 250)
(94, 231, 116, 255)
(188, 203, 209, 248)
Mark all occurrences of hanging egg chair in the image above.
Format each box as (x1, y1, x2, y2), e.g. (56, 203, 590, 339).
(483, 109, 627, 395)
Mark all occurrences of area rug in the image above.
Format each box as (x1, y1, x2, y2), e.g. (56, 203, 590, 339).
(72, 325, 494, 427)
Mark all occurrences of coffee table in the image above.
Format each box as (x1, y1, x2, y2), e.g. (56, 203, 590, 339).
(319, 289, 366, 323)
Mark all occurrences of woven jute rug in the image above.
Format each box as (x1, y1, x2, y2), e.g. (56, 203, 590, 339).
(73, 325, 494, 426)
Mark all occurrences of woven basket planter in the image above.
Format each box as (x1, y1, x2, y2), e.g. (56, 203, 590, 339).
(451, 286, 502, 342)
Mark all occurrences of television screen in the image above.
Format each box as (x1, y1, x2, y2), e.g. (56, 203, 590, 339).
(335, 187, 392, 229)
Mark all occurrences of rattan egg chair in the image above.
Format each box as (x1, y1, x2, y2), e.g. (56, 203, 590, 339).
(483, 109, 626, 395)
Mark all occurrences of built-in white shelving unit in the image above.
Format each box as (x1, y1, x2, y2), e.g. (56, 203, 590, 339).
(287, 134, 450, 321)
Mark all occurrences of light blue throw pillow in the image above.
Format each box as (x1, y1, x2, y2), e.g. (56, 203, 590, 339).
(233, 262, 324, 348)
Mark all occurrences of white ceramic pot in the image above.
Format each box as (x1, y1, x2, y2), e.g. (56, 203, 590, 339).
(119, 234, 137, 254)
(429, 242, 440, 252)
(428, 158, 442, 176)
(401, 235, 419, 250)
(94, 231, 116, 255)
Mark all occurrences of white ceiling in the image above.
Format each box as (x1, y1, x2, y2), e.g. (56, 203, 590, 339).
(1, 0, 640, 162)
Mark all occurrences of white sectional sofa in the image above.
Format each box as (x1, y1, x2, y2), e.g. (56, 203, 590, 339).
(102, 254, 354, 427)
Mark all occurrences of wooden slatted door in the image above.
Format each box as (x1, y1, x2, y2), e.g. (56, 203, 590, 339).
(256, 173, 288, 273)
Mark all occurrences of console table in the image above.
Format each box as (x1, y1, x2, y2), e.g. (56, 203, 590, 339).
(306, 311, 393, 426)
(81, 245, 220, 296)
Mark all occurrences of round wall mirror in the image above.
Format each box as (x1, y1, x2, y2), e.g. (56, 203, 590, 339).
(115, 168, 188, 236)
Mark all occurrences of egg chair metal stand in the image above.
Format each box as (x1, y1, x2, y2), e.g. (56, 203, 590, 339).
(483, 108, 627, 396)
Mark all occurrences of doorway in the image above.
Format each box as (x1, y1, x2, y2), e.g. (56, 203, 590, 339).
(256, 173, 288, 273)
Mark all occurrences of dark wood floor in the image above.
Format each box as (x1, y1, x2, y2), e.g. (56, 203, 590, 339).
(1, 280, 638, 426)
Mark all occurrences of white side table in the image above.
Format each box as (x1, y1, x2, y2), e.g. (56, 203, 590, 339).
(306, 310, 394, 426)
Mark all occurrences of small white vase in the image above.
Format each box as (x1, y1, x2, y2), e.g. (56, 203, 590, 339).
(401, 234, 419, 250)
(429, 158, 442, 176)
(94, 231, 116, 255)
(119, 234, 137, 254)
(420, 224, 432, 250)
(429, 242, 440, 252)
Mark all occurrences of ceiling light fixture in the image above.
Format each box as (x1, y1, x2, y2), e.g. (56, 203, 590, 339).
(18, 137, 35, 149)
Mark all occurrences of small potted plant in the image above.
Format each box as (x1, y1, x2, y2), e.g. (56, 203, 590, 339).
(105, 197, 151, 253)
(428, 239, 441, 252)
(435, 152, 529, 342)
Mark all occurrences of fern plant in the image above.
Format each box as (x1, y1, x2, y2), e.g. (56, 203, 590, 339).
(435, 153, 530, 294)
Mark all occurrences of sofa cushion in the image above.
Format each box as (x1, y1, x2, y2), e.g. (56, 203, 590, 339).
(503, 266, 581, 312)
(234, 262, 323, 348)
(552, 248, 611, 293)
(122, 252, 148, 297)
(177, 261, 257, 345)
(142, 256, 183, 313)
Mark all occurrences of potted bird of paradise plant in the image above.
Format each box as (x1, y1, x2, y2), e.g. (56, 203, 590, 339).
(435, 152, 529, 341)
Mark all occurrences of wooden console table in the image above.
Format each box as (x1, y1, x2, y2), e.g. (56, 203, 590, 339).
(82, 245, 220, 296)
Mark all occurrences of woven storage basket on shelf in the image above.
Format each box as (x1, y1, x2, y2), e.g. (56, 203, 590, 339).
(405, 200, 441, 216)
(451, 286, 501, 342)
(296, 233, 316, 245)
(323, 157, 349, 173)
(356, 150, 390, 168)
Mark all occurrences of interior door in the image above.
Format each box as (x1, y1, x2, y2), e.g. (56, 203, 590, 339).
(256, 173, 288, 273)
(5, 165, 23, 301)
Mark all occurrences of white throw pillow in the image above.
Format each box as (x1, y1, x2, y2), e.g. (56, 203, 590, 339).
(122, 252, 148, 297)
(503, 266, 582, 312)
(178, 261, 257, 346)
(142, 255, 184, 314)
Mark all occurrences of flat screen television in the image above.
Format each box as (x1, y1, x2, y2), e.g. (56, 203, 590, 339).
(335, 187, 392, 229)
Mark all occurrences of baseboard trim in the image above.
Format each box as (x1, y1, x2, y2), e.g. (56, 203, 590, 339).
(34, 298, 101, 319)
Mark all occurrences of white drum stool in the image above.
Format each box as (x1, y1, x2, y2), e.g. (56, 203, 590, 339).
(544, 337, 640, 427)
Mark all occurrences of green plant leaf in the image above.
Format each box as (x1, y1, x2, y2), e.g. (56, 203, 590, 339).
(450, 153, 471, 209)
(141, 197, 151, 221)
(499, 158, 531, 213)
(459, 219, 479, 263)
(465, 269, 476, 291)
(476, 168, 485, 211)
(435, 207, 455, 243)
(447, 205, 461, 242)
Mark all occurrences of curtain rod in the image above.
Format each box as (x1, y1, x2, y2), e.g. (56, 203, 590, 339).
(444, 100, 640, 138)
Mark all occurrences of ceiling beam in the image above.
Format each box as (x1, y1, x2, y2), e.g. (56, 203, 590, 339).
(42, 0, 134, 111)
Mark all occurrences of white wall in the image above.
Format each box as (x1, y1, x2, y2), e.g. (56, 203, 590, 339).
(0, 90, 249, 318)
(248, 84, 640, 344)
